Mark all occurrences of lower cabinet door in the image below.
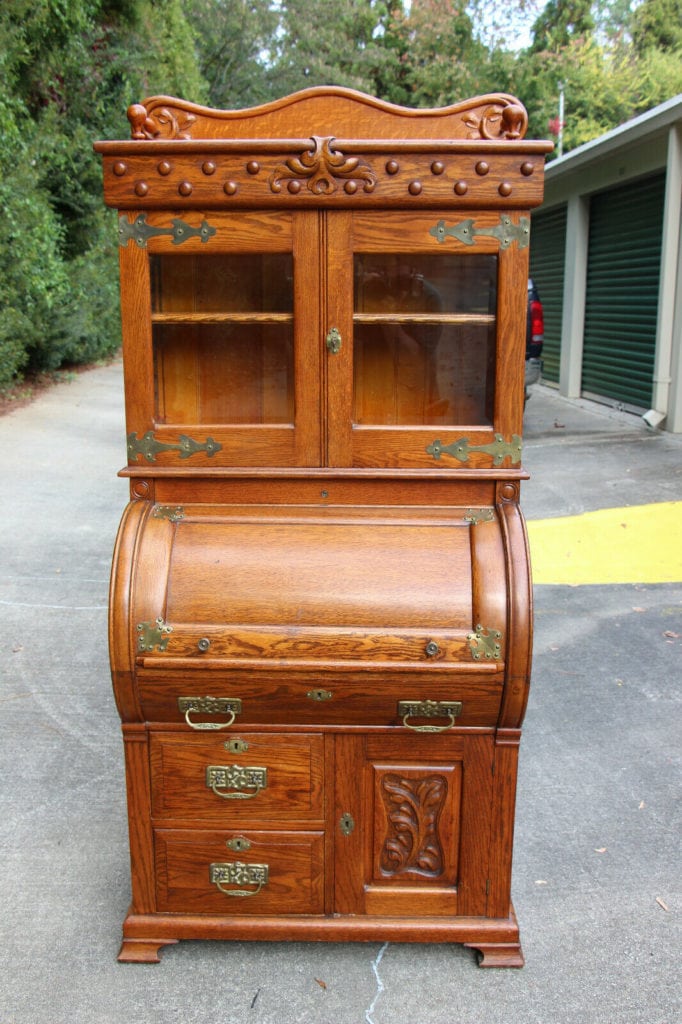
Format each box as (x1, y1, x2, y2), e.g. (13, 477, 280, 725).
(154, 829, 325, 915)
(334, 733, 494, 918)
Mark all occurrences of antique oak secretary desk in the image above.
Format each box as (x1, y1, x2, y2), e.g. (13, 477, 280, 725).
(95, 87, 551, 966)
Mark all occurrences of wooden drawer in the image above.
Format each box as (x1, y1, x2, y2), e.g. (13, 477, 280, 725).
(150, 732, 324, 823)
(154, 829, 325, 915)
(137, 671, 504, 728)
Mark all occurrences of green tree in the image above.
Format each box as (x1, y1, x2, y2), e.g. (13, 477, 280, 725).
(267, 0, 392, 96)
(518, 0, 682, 156)
(398, 0, 490, 106)
(528, 0, 594, 53)
(0, 0, 207, 388)
(631, 0, 682, 54)
(185, 0, 279, 109)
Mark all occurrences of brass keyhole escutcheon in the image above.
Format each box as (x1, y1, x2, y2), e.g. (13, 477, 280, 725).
(225, 738, 249, 753)
(227, 836, 252, 852)
(307, 688, 333, 702)
(339, 812, 355, 836)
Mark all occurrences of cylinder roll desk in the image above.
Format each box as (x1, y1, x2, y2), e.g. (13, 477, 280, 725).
(95, 87, 551, 966)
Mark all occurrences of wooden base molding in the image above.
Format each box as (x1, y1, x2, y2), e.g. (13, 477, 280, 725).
(118, 906, 522, 966)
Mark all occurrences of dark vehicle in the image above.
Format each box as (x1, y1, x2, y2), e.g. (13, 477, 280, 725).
(525, 277, 544, 395)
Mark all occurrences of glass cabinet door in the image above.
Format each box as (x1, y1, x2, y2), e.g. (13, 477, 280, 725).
(119, 210, 321, 467)
(326, 211, 527, 468)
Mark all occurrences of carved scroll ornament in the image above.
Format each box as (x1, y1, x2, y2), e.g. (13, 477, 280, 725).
(127, 103, 196, 140)
(269, 136, 377, 196)
(380, 773, 447, 877)
(464, 102, 528, 140)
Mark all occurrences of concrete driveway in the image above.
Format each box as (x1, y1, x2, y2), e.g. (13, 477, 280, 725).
(0, 364, 680, 1023)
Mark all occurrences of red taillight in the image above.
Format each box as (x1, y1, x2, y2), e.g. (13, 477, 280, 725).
(530, 298, 544, 341)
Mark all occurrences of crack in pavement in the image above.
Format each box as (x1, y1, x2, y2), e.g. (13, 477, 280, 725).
(365, 942, 389, 1024)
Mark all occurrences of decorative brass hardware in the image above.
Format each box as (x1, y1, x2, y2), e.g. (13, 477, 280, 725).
(127, 431, 222, 463)
(197, 637, 211, 652)
(325, 327, 342, 354)
(118, 213, 216, 248)
(307, 688, 333, 702)
(227, 836, 252, 852)
(339, 812, 355, 836)
(152, 505, 185, 522)
(467, 624, 502, 661)
(429, 215, 530, 250)
(137, 618, 172, 652)
(426, 433, 522, 466)
(206, 765, 267, 800)
(177, 696, 242, 730)
(225, 738, 249, 753)
(424, 641, 440, 658)
(209, 861, 269, 897)
(398, 699, 462, 732)
(464, 508, 495, 524)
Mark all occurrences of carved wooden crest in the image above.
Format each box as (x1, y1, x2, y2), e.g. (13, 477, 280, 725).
(269, 136, 377, 196)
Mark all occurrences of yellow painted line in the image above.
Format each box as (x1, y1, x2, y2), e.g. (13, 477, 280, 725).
(527, 502, 682, 585)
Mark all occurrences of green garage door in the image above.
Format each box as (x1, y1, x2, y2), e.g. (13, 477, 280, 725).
(582, 174, 665, 409)
(530, 205, 568, 384)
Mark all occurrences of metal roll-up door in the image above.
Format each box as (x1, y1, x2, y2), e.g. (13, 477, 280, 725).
(530, 205, 568, 384)
(582, 174, 665, 409)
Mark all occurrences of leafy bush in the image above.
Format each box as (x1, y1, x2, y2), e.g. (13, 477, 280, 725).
(0, 168, 70, 387)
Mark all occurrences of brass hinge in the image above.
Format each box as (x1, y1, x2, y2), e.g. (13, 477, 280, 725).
(152, 505, 185, 522)
(119, 213, 216, 248)
(426, 433, 522, 466)
(467, 624, 502, 661)
(464, 508, 495, 525)
(429, 215, 530, 250)
(128, 430, 221, 463)
(137, 617, 172, 652)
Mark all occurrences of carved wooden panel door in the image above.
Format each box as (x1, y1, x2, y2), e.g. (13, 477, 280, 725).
(334, 733, 494, 917)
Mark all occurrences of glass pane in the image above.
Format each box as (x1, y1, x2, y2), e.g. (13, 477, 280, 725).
(353, 253, 497, 425)
(151, 254, 293, 313)
(151, 254, 294, 425)
(154, 324, 294, 425)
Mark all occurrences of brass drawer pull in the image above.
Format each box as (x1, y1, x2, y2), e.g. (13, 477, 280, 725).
(210, 861, 269, 897)
(177, 696, 242, 731)
(398, 699, 462, 733)
(206, 765, 267, 800)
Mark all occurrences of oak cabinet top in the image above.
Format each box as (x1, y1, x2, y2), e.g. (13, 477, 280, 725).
(95, 86, 552, 211)
(97, 88, 550, 472)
